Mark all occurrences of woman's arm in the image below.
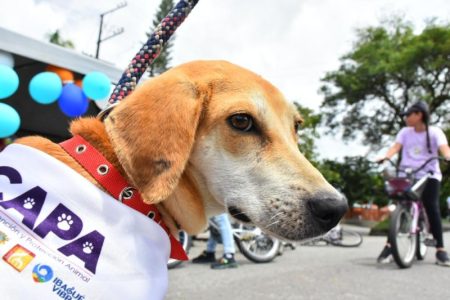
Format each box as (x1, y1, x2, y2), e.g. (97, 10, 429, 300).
(439, 144, 450, 160)
(377, 143, 402, 162)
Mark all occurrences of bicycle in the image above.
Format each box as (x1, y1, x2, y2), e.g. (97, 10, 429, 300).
(209, 219, 282, 263)
(168, 230, 192, 269)
(381, 156, 447, 268)
(168, 219, 282, 268)
(301, 224, 363, 247)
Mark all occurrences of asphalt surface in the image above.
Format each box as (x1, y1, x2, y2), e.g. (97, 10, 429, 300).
(166, 226, 450, 300)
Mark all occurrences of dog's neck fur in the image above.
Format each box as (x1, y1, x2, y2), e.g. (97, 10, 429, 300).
(15, 117, 191, 235)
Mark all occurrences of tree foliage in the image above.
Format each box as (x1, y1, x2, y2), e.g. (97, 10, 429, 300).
(320, 17, 450, 149)
(147, 0, 174, 77)
(440, 127, 450, 216)
(295, 103, 322, 162)
(294, 105, 388, 207)
(317, 156, 387, 208)
(47, 30, 75, 49)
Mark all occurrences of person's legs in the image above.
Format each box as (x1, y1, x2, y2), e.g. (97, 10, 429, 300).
(421, 178, 450, 266)
(192, 218, 218, 264)
(377, 243, 392, 263)
(377, 217, 392, 263)
(421, 179, 444, 248)
(210, 213, 238, 269)
(206, 230, 218, 253)
(214, 213, 235, 254)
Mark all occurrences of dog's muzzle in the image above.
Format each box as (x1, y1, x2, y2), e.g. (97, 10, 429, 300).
(227, 192, 348, 241)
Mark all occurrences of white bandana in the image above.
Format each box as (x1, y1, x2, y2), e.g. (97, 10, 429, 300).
(0, 144, 170, 300)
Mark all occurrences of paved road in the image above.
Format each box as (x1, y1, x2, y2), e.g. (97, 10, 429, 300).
(166, 226, 450, 300)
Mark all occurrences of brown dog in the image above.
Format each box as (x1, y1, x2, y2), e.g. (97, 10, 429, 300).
(16, 60, 347, 241)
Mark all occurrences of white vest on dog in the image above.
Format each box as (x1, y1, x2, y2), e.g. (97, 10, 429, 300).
(0, 144, 170, 300)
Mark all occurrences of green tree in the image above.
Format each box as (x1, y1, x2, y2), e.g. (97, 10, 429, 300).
(440, 128, 450, 216)
(318, 156, 387, 208)
(147, 0, 174, 77)
(47, 30, 75, 49)
(320, 17, 450, 149)
(294, 102, 322, 162)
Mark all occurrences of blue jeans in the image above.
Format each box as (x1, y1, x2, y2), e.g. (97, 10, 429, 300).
(206, 213, 235, 254)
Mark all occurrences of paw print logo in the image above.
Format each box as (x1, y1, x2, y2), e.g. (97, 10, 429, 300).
(57, 214, 74, 231)
(23, 198, 35, 210)
(82, 242, 94, 254)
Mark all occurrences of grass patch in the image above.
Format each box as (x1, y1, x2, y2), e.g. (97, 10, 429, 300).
(369, 218, 389, 236)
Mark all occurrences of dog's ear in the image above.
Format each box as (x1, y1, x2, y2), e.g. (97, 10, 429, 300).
(105, 71, 208, 204)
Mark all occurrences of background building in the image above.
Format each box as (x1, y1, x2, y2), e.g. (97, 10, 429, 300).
(0, 27, 122, 142)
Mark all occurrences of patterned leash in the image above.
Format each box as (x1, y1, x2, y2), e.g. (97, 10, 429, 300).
(108, 0, 200, 105)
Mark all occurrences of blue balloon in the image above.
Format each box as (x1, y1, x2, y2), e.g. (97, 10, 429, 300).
(82, 72, 111, 100)
(0, 103, 20, 138)
(0, 65, 19, 99)
(29, 72, 62, 104)
(58, 83, 89, 117)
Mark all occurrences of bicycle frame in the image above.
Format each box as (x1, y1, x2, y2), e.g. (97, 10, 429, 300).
(397, 200, 422, 235)
(410, 173, 432, 233)
(208, 219, 282, 263)
(410, 201, 419, 234)
(382, 158, 441, 268)
(208, 218, 255, 240)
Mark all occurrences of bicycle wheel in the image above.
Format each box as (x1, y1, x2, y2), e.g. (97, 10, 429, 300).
(329, 230, 363, 247)
(416, 217, 429, 260)
(389, 204, 416, 268)
(168, 230, 192, 269)
(235, 227, 281, 263)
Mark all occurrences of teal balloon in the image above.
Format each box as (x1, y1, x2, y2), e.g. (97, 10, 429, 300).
(58, 83, 89, 118)
(82, 72, 111, 100)
(0, 65, 19, 99)
(0, 103, 20, 138)
(29, 72, 62, 104)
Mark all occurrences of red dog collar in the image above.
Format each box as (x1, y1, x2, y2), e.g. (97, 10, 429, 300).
(60, 135, 188, 261)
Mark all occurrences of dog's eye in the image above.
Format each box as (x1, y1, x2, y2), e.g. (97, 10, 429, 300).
(294, 120, 303, 134)
(228, 114, 253, 132)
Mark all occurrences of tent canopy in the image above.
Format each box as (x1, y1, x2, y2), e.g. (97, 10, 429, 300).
(0, 27, 123, 141)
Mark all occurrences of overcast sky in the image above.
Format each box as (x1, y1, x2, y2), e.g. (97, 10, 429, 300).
(1, 0, 449, 159)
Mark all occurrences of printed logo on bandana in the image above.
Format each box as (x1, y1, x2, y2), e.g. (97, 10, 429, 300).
(32, 263, 54, 283)
(0, 166, 105, 274)
(2, 244, 35, 272)
(0, 230, 8, 245)
(52, 277, 85, 300)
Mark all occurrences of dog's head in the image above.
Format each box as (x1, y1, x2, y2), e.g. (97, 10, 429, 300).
(105, 60, 348, 241)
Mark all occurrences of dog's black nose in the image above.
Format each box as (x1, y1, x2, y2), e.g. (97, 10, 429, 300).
(307, 195, 348, 231)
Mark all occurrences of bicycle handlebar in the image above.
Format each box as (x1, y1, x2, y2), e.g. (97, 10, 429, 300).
(414, 156, 448, 174)
(377, 156, 448, 177)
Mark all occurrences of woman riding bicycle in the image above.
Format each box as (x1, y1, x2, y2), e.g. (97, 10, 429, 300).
(376, 101, 450, 266)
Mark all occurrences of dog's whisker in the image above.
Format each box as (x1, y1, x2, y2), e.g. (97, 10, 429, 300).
(266, 220, 281, 229)
(266, 210, 291, 230)
(268, 211, 285, 222)
(266, 220, 281, 230)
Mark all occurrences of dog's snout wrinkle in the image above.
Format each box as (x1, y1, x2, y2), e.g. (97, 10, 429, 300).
(307, 195, 348, 231)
